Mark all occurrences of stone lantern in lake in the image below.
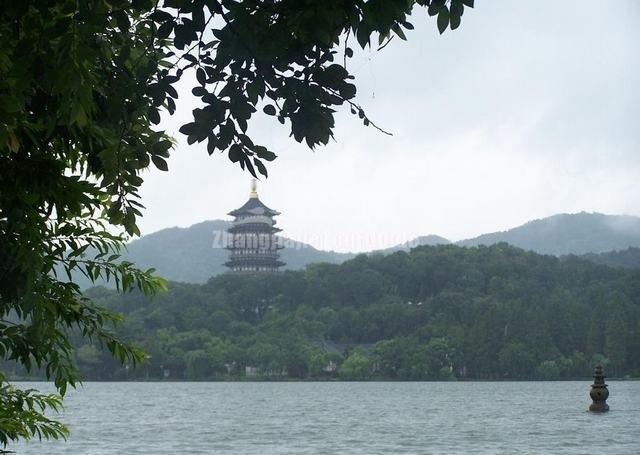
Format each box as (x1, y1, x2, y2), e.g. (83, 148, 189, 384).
(588, 364, 609, 412)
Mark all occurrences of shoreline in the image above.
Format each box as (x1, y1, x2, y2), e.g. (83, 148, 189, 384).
(9, 377, 640, 383)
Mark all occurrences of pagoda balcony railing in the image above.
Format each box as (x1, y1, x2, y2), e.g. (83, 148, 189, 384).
(225, 244, 284, 251)
(228, 224, 281, 234)
(225, 236, 284, 249)
(224, 260, 286, 270)
(228, 252, 282, 260)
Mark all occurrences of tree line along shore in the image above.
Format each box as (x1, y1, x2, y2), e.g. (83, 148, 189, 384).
(5, 244, 638, 381)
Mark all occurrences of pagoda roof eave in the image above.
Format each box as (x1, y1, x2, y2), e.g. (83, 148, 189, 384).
(228, 225, 282, 233)
(228, 196, 280, 217)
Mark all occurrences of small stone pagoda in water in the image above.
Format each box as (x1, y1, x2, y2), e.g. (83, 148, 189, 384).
(588, 364, 610, 412)
(224, 179, 285, 272)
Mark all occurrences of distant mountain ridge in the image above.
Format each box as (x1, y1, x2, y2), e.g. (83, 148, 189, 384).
(377, 235, 450, 254)
(87, 220, 353, 286)
(457, 212, 640, 255)
(74, 212, 640, 287)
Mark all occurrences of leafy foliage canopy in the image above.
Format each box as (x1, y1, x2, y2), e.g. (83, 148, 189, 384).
(0, 0, 474, 447)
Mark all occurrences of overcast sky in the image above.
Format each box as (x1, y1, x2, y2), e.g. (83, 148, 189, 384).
(139, 1, 640, 253)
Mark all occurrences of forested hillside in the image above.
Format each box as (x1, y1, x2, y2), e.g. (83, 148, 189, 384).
(14, 243, 638, 382)
(581, 247, 640, 270)
(70, 212, 640, 288)
(377, 235, 451, 253)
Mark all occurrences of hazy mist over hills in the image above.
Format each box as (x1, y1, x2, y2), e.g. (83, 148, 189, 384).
(457, 212, 640, 255)
(120, 220, 353, 284)
(582, 248, 640, 270)
(76, 212, 640, 287)
(377, 235, 451, 254)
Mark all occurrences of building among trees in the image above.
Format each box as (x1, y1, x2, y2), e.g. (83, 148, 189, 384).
(225, 180, 285, 272)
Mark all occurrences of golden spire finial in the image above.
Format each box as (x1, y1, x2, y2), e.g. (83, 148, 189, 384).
(249, 178, 258, 198)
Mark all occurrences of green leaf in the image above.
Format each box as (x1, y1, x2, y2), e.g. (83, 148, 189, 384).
(392, 24, 407, 41)
(263, 105, 277, 116)
(157, 21, 173, 39)
(229, 144, 243, 162)
(450, 0, 464, 29)
(70, 103, 87, 126)
(356, 24, 371, 49)
(148, 108, 160, 125)
(256, 147, 277, 161)
(254, 158, 268, 177)
(450, 14, 461, 30)
(247, 82, 259, 104)
(244, 155, 258, 178)
(115, 10, 131, 31)
(196, 68, 207, 86)
(151, 156, 168, 171)
(167, 97, 176, 114)
(437, 7, 450, 34)
(206, 135, 218, 155)
(179, 122, 198, 135)
(428, 3, 443, 16)
(192, 86, 207, 96)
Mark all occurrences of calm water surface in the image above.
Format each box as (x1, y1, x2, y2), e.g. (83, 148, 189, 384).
(12, 381, 640, 454)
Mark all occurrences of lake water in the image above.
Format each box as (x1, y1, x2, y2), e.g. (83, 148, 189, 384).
(11, 381, 640, 454)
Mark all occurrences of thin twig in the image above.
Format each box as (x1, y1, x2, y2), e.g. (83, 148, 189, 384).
(377, 35, 395, 52)
(343, 28, 351, 68)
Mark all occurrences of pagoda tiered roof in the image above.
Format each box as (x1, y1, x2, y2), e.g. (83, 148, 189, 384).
(228, 196, 280, 217)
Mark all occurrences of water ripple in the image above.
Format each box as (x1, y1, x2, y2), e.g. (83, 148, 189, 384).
(11, 381, 640, 455)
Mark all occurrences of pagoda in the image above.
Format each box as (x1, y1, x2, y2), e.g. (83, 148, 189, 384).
(224, 179, 285, 272)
